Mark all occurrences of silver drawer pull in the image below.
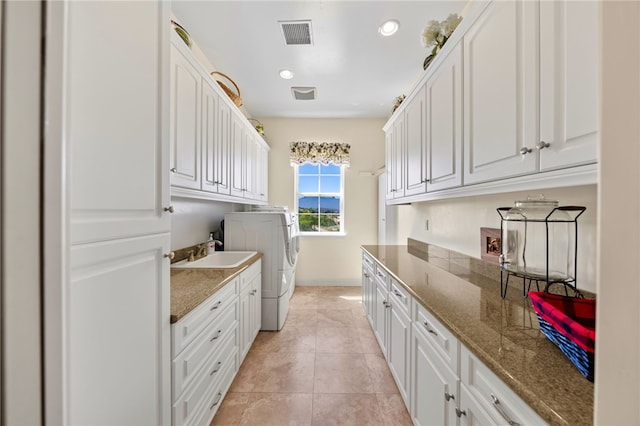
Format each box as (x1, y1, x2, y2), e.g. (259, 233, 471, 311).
(209, 329, 222, 342)
(209, 361, 222, 376)
(209, 392, 223, 410)
(455, 408, 466, 418)
(392, 289, 404, 299)
(363, 272, 370, 278)
(423, 321, 438, 336)
(210, 301, 222, 311)
(444, 392, 455, 402)
(376, 271, 384, 278)
(491, 394, 520, 426)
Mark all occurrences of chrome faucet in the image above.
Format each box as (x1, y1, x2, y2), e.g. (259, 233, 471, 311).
(197, 244, 207, 257)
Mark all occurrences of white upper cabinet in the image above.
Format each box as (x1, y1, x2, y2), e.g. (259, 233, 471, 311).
(539, 0, 599, 171)
(68, 1, 170, 244)
(170, 44, 201, 190)
(386, 114, 406, 199)
(463, 0, 538, 185)
(169, 35, 269, 204)
(425, 41, 463, 192)
(201, 78, 231, 195)
(404, 86, 427, 196)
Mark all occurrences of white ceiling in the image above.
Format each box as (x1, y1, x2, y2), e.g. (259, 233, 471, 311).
(171, 1, 468, 119)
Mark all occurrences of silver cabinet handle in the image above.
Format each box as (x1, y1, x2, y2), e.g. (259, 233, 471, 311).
(392, 289, 404, 299)
(250, 289, 257, 295)
(519, 146, 532, 155)
(444, 392, 455, 402)
(209, 361, 222, 376)
(491, 394, 520, 426)
(170, 167, 177, 173)
(209, 329, 222, 342)
(164, 205, 175, 213)
(536, 141, 550, 150)
(423, 321, 438, 336)
(363, 272, 370, 278)
(455, 408, 466, 418)
(163, 252, 175, 260)
(209, 392, 223, 409)
(210, 301, 222, 311)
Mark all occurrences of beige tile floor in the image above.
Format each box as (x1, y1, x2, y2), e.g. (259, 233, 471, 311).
(211, 286, 413, 426)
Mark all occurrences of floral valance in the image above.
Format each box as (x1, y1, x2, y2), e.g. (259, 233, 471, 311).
(289, 141, 351, 166)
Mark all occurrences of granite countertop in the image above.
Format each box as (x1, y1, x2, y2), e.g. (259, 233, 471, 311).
(361, 240, 594, 426)
(170, 253, 263, 323)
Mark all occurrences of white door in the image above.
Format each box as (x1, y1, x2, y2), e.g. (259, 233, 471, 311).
(539, 0, 599, 171)
(244, 131, 257, 200)
(373, 283, 388, 356)
(216, 99, 232, 195)
(426, 42, 463, 192)
(388, 303, 411, 404)
(392, 115, 406, 197)
(230, 113, 245, 198)
(384, 133, 395, 201)
(255, 143, 269, 202)
(463, 0, 538, 185)
(169, 43, 201, 191)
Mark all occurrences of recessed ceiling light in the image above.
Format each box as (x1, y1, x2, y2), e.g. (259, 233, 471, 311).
(378, 19, 399, 37)
(279, 69, 294, 79)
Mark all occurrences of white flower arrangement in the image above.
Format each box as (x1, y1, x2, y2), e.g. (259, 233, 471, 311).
(421, 13, 463, 55)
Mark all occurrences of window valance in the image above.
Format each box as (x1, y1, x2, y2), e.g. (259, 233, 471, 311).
(289, 141, 351, 166)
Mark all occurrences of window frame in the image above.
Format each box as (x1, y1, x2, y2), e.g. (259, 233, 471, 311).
(293, 163, 346, 236)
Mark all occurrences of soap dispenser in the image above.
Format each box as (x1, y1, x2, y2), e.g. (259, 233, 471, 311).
(207, 232, 216, 255)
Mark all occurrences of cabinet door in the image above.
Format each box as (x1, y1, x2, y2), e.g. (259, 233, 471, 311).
(244, 131, 257, 200)
(392, 115, 406, 197)
(539, 0, 598, 170)
(411, 324, 458, 426)
(404, 87, 427, 196)
(373, 283, 388, 356)
(388, 302, 411, 405)
(463, 0, 538, 185)
(426, 42, 463, 192)
(201, 79, 231, 195)
(385, 132, 395, 201)
(170, 43, 201, 190)
(458, 383, 498, 426)
(250, 273, 262, 343)
(68, 233, 171, 425)
(230, 113, 245, 198)
(255, 142, 269, 202)
(238, 287, 251, 363)
(68, 1, 170, 244)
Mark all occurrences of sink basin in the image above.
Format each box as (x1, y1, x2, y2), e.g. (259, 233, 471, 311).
(171, 251, 257, 269)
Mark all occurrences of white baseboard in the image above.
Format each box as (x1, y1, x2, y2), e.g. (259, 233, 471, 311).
(295, 279, 361, 287)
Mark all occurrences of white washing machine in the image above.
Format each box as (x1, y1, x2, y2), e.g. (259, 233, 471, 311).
(224, 207, 299, 331)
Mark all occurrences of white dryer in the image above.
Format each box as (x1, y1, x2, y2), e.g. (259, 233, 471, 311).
(224, 208, 299, 331)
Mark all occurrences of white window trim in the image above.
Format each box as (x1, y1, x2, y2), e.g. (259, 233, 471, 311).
(294, 164, 346, 236)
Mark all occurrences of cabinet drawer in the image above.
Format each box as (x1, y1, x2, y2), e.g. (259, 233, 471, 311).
(172, 302, 238, 398)
(413, 301, 458, 372)
(460, 346, 546, 426)
(362, 252, 375, 271)
(240, 260, 261, 290)
(374, 264, 389, 289)
(192, 349, 237, 426)
(173, 331, 237, 426)
(172, 277, 239, 356)
(389, 278, 410, 315)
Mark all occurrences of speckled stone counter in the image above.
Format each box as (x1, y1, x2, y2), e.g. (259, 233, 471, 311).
(170, 253, 263, 323)
(361, 241, 594, 426)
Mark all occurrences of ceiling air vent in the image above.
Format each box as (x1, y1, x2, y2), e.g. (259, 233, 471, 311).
(291, 87, 317, 101)
(279, 20, 313, 45)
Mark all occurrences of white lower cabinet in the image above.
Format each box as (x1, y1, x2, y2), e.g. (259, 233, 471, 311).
(239, 260, 262, 364)
(360, 252, 547, 426)
(460, 346, 545, 425)
(171, 260, 262, 426)
(361, 253, 376, 322)
(411, 323, 458, 426)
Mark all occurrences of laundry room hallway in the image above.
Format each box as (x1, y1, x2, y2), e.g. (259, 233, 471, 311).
(211, 286, 412, 425)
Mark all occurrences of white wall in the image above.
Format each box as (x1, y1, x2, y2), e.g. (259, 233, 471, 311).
(257, 117, 386, 285)
(395, 185, 598, 293)
(595, 1, 640, 423)
(170, 197, 240, 250)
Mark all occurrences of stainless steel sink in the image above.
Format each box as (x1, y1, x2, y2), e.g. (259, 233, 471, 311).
(171, 251, 257, 269)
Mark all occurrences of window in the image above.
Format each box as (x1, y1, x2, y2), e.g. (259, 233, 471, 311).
(295, 163, 345, 234)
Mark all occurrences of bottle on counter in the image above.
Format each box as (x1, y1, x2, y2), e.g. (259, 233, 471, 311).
(207, 232, 216, 255)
